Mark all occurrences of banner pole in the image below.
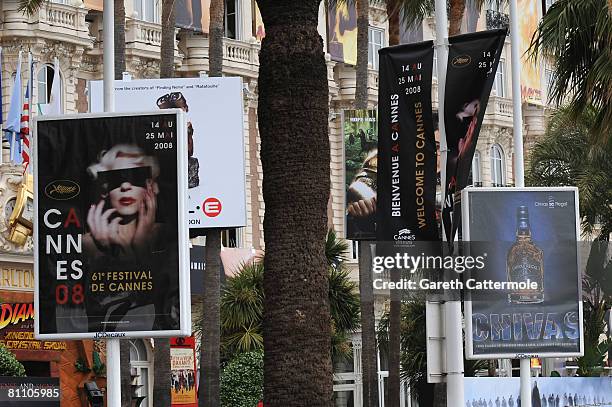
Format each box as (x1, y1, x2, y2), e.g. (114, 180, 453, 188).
(508, 0, 530, 403)
(433, 0, 465, 403)
(103, 0, 120, 406)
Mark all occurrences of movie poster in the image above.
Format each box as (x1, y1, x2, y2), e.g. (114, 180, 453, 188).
(175, 0, 210, 33)
(377, 41, 439, 242)
(90, 77, 246, 229)
(170, 337, 197, 406)
(465, 377, 612, 407)
(34, 112, 190, 340)
(462, 187, 582, 358)
(344, 110, 377, 240)
(518, 0, 543, 104)
(327, 1, 357, 65)
(442, 29, 506, 244)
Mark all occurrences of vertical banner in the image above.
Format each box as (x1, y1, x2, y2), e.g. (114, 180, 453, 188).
(442, 28, 507, 244)
(34, 112, 190, 340)
(462, 187, 583, 358)
(344, 109, 378, 240)
(327, 1, 357, 65)
(377, 41, 439, 241)
(175, 0, 210, 33)
(171, 337, 198, 406)
(518, 0, 543, 104)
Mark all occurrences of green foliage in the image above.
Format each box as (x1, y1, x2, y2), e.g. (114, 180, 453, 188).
(526, 106, 612, 237)
(528, 0, 611, 140)
(0, 344, 26, 377)
(74, 358, 91, 374)
(92, 351, 105, 376)
(220, 351, 263, 407)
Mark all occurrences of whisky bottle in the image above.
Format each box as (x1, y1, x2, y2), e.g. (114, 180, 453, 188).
(506, 206, 544, 303)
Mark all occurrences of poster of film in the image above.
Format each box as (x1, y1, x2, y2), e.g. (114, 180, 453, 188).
(34, 112, 191, 340)
(90, 77, 246, 229)
(442, 29, 507, 244)
(377, 41, 439, 242)
(344, 109, 377, 240)
(462, 187, 583, 358)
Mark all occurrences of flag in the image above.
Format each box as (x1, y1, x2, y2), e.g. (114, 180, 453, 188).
(21, 53, 32, 171)
(5, 51, 22, 164)
(45, 57, 62, 115)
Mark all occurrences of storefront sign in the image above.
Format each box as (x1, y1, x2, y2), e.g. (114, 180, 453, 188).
(34, 112, 191, 340)
(0, 303, 66, 351)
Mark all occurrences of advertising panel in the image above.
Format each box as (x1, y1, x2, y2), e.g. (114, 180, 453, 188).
(34, 112, 190, 340)
(377, 41, 439, 242)
(90, 77, 246, 229)
(344, 109, 377, 240)
(0, 303, 66, 351)
(465, 377, 612, 407)
(442, 29, 507, 243)
(462, 187, 582, 358)
(518, 0, 543, 104)
(170, 337, 197, 406)
(327, 2, 357, 65)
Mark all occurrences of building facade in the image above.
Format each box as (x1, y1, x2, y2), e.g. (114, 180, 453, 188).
(0, 0, 554, 405)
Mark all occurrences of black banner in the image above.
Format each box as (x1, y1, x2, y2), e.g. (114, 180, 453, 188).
(442, 29, 507, 243)
(35, 113, 188, 338)
(377, 41, 438, 242)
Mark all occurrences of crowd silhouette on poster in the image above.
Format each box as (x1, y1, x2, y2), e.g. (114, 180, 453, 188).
(171, 369, 195, 395)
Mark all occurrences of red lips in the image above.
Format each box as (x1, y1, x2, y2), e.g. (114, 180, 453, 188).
(119, 197, 136, 206)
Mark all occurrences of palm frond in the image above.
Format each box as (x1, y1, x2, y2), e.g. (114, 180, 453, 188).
(18, 0, 47, 15)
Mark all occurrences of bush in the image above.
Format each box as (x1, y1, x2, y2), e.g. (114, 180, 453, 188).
(0, 344, 25, 376)
(220, 351, 263, 407)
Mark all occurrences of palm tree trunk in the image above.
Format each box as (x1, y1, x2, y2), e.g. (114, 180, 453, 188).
(384, 3, 402, 406)
(355, 0, 369, 109)
(208, 0, 225, 77)
(114, 0, 125, 80)
(120, 340, 131, 407)
(448, 0, 466, 36)
(199, 230, 221, 407)
(160, 0, 176, 78)
(256, 1, 332, 405)
(153, 339, 171, 405)
(359, 242, 379, 407)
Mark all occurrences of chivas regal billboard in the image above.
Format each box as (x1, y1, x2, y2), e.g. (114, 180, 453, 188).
(462, 187, 583, 358)
(377, 41, 439, 242)
(33, 112, 191, 340)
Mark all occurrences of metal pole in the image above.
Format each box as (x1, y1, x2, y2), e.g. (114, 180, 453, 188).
(103, 0, 120, 406)
(508, 0, 530, 404)
(433, 0, 465, 404)
(508, 0, 524, 188)
(520, 359, 531, 407)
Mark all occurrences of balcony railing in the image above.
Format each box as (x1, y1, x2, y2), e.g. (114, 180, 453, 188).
(2, 1, 90, 40)
(486, 10, 510, 32)
(223, 38, 259, 67)
(126, 19, 163, 47)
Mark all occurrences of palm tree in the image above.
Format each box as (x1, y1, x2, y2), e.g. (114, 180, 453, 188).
(528, 0, 611, 141)
(160, 0, 176, 78)
(115, 0, 126, 80)
(197, 1, 225, 404)
(355, 0, 370, 109)
(255, 1, 332, 405)
(526, 106, 612, 238)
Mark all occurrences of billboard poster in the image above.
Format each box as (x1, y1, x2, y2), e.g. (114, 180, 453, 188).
(0, 303, 67, 351)
(462, 187, 583, 358)
(34, 112, 191, 340)
(0, 377, 60, 407)
(377, 41, 439, 242)
(465, 377, 612, 407)
(327, 1, 357, 65)
(344, 109, 378, 240)
(518, 0, 543, 104)
(442, 29, 506, 244)
(170, 337, 197, 406)
(90, 77, 246, 229)
(175, 0, 210, 33)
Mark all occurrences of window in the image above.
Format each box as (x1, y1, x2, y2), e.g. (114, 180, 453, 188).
(37, 64, 62, 108)
(221, 228, 238, 248)
(130, 340, 153, 407)
(490, 144, 505, 186)
(472, 150, 482, 186)
(134, 0, 160, 23)
(493, 59, 506, 97)
(368, 27, 385, 70)
(225, 0, 239, 39)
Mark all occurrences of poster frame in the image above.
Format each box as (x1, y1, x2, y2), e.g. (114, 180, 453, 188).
(33, 110, 191, 340)
(462, 186, 583, 359)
